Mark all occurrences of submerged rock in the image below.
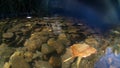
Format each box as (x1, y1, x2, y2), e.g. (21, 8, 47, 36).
(24, 31, 49, 52)
(3, 62, 11, 68)
(24, 39, 42, 52)
(34, 60, 53, 68)
(32, 51, 43, 59)
(8, 51, 31, 68)
(24, 51, 33, 62)
(49, 56, 61, 68)
(47, 38, 65, 54)
(41, 44, 55, 55)
(58, 33, 71, 46)
(51, 21, 62, 35)
(10, 56, 30, 68)
(54, 40, 65, 54)
(0, 44, 15, 68)
(47, 38, 56, 46)
(85, 36, 99, 48)
(2, 32, 15, 43)
(61, 48, 74, 68)
(2, 32, 14, 39)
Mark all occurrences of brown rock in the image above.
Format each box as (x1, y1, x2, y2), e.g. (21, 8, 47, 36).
(61, 48, 74, 68)
(34, 60, 53, 68)
(57, 39, 71, 47)
(24, 39, 42, 51)
(20, 27, 30, 35)
(10, 56, 30, 68)
(47, 38, 65, 54)
(24, 52, 33, 62)
(24, 31, 49, 52)
(58, 33, 67, 39)
(85, 37, 99, 47)
(47, 38, 56, 46)
(41, 44, 55, 54)
(2, 32, 14, 39)
(54, 40, 65, 54)
(58, 33, 71, 46)
(49, 56, 61, 68)
(3, 62, 11, 68)
(0, 44, 14, 68)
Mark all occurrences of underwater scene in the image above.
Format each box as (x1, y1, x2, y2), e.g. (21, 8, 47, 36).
(0, 0, 120, 68)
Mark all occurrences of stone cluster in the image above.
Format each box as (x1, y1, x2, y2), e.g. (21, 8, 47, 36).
(0, 17, 108, 68)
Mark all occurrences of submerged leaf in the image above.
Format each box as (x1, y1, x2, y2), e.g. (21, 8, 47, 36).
(70, 43, 97, 57)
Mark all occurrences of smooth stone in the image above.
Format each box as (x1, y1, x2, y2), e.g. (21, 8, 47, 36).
(2, 32, 14, 39)
(34, 61, 53, 68)
(41, 44, 55, 54)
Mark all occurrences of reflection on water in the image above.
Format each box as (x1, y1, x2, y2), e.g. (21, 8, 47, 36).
(95, 47, 120, 68)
